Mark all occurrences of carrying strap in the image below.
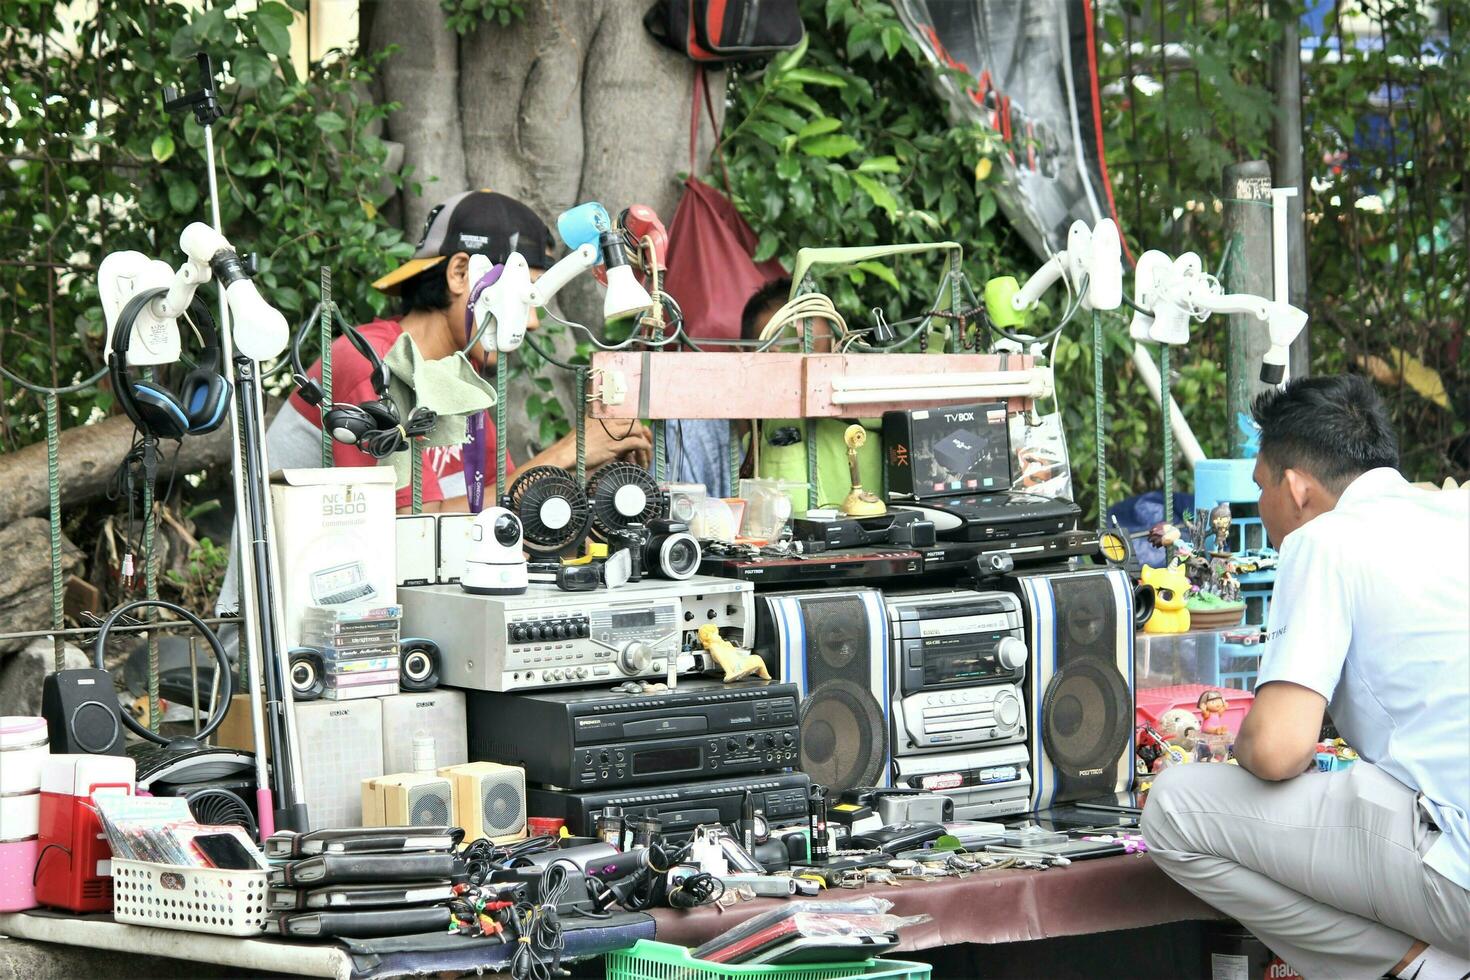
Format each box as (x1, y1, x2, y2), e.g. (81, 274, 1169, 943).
(690, 67, 731, 192)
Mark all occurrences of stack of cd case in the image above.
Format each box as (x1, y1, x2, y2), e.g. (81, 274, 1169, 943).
(300, 604, 402, 700)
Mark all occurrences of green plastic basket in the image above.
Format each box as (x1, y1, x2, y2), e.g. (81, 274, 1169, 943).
(604, 940, 932, 980)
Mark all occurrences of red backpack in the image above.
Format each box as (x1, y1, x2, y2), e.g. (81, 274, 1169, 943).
(662, 70, 787, 342)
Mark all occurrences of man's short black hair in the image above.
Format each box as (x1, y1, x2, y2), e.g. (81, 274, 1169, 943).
(740, 277, 793, 342)
(398, 262, 452, 316)
(1251, 375, 1399, 494)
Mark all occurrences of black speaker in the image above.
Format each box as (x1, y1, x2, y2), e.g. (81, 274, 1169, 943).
(41, 669, 127, 755)
(757, 589, 889, 793)
(398, 638, 441, 693)
(1016, 569, 1135, 810)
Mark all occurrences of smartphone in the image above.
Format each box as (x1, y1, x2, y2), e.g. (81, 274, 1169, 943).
(194, 832, 259, 870)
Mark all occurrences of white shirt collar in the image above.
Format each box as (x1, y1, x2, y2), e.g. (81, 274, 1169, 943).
(1336, 466, 1406, 507)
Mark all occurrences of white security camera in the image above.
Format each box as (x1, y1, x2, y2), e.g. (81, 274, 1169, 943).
(460, 506, 528, 596)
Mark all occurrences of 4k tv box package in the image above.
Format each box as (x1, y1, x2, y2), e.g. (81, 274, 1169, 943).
(883, 402, 1011, 500)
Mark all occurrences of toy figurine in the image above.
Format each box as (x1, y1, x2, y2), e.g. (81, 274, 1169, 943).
(1208, 502, 1234, 554)
(1148, 522, 1183, 565)
(839, 424, 886, 517)
(1157, 708, 1200, 752)
(698, 623, 771, 682)
(1140, 564, 1192, 634)
(1197, 689, 1230, 736)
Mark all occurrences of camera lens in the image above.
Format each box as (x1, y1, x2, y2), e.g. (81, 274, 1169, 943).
(651, 532, 701, 580)
(494, 513, 522, 548)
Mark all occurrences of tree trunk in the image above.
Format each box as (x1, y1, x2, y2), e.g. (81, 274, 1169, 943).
(0, 517, 83, 656)
(366, 0, 725, 462)
(0, 411, 242, 529)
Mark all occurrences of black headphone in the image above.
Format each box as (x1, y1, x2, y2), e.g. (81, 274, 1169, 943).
(92, 598, 234, 747)
(291, 311, 411, 458)
(108, 287, 233, 440)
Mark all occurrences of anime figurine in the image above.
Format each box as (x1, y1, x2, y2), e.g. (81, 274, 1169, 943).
(698, 623, 771, 682)
(1140, 563, 1192, 634)
(1148, 522, 1183, 566)
(1197, 689, 1230, 736)
(1208, 502, 1234, 554)
(1157, 708, 1200, 752)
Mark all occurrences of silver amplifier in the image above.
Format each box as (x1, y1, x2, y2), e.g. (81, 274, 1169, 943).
(889, 744, 1031, 821)
(885, 589, 1028, 754)
(400, 575, 754, 691)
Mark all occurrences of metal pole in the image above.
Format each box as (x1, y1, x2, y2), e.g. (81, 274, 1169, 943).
(1222, 161, 1275, 456)
(1272, 7, 1310, 375)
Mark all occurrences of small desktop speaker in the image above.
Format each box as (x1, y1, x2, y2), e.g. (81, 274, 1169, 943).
(41, 669, 127, 756)
(437, 514, 475, 585)
(362, 772, 456, 828)
(439, 761, 527, 844)
(294, 698, 385, 830)
(378, 690, 467, 776)
(756, 588, 889, 793)
(1016, 568, 1136, 810)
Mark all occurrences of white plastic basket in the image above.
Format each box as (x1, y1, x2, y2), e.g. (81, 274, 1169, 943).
(111, 858, 270, 936)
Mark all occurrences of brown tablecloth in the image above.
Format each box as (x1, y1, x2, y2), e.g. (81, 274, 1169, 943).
(649, 853, 1226, 952)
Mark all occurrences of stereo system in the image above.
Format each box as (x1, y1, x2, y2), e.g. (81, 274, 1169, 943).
(466, 679, 800, 791)
(400, 575, 754, 691)
(885, 590, 1028, 755)
(528, 772, 812, 842)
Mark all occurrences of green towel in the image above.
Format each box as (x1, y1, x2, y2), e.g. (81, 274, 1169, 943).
(380, 332, 497, 488)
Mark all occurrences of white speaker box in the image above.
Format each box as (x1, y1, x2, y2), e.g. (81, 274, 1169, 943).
(294, 698, 384, 830)
(439, 761, 527, 843)
(437, 514, 475, 585)
(396, 515, 437, 587)
(379, 690, 468, 776)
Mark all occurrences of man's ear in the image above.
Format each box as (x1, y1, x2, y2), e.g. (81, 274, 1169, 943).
(1282, 468, 1316, 512)
(445, 252, 471, 298)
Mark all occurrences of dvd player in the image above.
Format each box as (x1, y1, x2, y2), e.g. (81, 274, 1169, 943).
(700, 547, 923, 585)
(895, 492, 1080, 542)
(528, 772, 812, 841)
(918, 528, 1100, 572)
(466, 679, 801, 790)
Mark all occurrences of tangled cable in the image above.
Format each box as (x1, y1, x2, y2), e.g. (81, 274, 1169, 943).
(356, 405, 437, 459)
(509, 860, 570, 980)
(755, 291, 848, 350)
(666, 869, 724, 909)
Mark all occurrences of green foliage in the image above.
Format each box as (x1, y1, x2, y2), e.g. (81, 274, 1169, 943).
(1, 0, 412, 449)
(440, 0, 526, 35)
(719, 0, 1027, 322)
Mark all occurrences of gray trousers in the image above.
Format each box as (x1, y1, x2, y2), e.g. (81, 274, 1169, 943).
(1141, 761, 1470, 980)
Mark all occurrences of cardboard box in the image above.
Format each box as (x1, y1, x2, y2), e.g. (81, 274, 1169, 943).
(883, 402, 1011, 500)
(271, 467, 396, 645)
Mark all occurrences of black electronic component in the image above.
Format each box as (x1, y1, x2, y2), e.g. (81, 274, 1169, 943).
(899, 491, 1081, 543)
(289, 648, 325, 701)
(588, 462, 665, 541)
(503, 465, 591, 557)
(528, 772, 811, 842)
(41, 669, 127, 756)
(847, 821, 947, 854)
(466, 679, 800, 790)
(398, 638, 441, 693)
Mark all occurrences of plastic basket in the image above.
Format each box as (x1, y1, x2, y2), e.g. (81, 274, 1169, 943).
(605, 940, 932, 980)
(111, 858, 269, 936)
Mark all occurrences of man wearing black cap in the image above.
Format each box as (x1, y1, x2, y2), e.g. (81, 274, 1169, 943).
(271, 190, 652, 512)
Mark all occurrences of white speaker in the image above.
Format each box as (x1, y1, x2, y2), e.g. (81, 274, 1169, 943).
(294, 698, 384, 830)
(379, 690, 468, 776)
(396, 515, 437, 587)
(756, 588, 890, 793)
(437, 514, 475, 584)
(439, 761, 527, 844)
(1016, 568, 1136, 811)
(362, 772, 456, 828)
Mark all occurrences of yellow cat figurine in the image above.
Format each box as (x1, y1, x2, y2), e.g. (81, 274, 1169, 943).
(1141, 563, 1192, 634)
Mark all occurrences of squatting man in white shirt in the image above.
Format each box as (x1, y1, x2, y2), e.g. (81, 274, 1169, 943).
(1140, 375, 1469, 980)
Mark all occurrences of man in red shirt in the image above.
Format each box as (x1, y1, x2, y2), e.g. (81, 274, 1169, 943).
(274, 190, 651, 512)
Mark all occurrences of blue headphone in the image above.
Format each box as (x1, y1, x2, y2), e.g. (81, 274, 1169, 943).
(108, 287, 232, 440)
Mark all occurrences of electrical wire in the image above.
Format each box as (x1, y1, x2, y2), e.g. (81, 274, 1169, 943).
(509, 860, 569, 980)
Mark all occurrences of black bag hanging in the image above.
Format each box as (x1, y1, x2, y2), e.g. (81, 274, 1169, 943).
(644, 0, 805, 63)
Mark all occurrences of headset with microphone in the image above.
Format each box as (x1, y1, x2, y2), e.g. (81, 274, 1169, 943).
(108, 286, 233, 440)
(291, 311, 434, 459)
